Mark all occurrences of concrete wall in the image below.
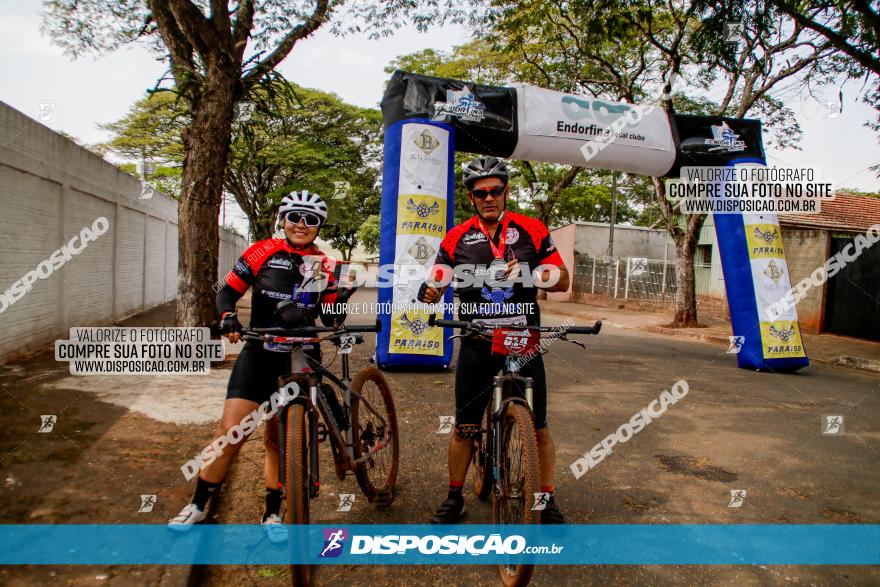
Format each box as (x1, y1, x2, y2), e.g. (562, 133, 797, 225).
(547, 223, 576, 301)
(780, 227, 829, 334)
(569, 222, 669, 259)
(697, 215, 727, 298)
(0, 101, 247, 361)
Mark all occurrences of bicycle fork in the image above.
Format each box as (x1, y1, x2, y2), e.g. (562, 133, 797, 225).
(308, 383, 320, 498)
(276, 377, 322, 499)
(491, 373, 534, 491)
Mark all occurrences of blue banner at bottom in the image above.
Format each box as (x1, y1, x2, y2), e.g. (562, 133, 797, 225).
(0, 524, 877, 565)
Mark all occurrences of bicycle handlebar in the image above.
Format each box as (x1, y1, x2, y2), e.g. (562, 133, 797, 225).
(566, 323, 602, 335)
(247, 317, 381, 337)
(427, 314, 601, 335)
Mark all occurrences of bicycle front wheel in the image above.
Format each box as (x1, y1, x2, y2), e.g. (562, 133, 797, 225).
(472, 402, 493, 501)
(284, 403, 310, 586)
(494, 402, 539, 587)
(350, 367, 399, 506)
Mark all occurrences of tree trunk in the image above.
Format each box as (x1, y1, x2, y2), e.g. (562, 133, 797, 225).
(176, 69, 237, 327)
(243, 193, 275, 241)
(652, 175, 707, 329)
(668, 212, 708, 328)
(671, 234, 699, 327)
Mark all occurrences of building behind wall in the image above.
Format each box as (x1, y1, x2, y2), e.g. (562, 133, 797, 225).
(778, 193, 880, 340)
(549, 220, 726, 314)
(549, 195, 879, 341)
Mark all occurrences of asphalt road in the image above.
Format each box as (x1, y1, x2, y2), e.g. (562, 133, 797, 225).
(206, 294, 880, 586)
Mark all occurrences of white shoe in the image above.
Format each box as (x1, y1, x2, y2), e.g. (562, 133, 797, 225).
(262, 513, 288, 543)
(167, 504, 207, 531)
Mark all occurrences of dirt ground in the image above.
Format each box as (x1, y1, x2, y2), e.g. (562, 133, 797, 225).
(201, 291, 880, 586)
(0, 302, 216, 586)
(1, 291, 878, 586)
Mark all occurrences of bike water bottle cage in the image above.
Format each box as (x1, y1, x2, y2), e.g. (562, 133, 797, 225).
(456, 424, 481, 440)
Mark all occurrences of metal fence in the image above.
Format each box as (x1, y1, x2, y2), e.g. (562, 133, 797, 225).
(572, 254, 725, 315)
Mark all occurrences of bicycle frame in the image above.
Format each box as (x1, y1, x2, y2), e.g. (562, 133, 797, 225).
(489, 358, 534, 494)
(266, 337, 392, 497)
(425, 314, 601, 497)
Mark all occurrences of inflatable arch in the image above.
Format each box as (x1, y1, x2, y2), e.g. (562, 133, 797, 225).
(375, 70, 809, 372)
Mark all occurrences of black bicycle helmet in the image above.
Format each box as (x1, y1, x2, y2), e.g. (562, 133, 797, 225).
(462, 156, 509, 190)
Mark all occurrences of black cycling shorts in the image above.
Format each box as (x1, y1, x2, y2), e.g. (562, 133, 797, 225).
(226, 341, 321, 405)
(454, 339, 549, 430)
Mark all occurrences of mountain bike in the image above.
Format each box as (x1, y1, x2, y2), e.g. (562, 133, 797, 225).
(428, 315, 601, 587)
(241, 314, 399, 587)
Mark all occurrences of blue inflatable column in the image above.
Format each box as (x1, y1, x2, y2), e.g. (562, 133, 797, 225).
(376, 118, 456, 368)
(713, 159, 810, 371)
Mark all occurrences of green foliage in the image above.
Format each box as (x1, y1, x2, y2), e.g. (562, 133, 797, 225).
(385, 39, 517, 85)
(227, 81, 383, 243)
(838, 189, 880, 199)
(102, 79, 384, 247)
(356, 214, 382, 255)
(100, 92, 187, 162)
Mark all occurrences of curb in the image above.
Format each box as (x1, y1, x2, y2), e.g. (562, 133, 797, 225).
(644, 326, 880, 374)
(542, 303, 880, 375)
(642, 325, 730, 346)
(825, 355, 880, 373)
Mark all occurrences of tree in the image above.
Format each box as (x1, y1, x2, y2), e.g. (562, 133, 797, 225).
(43, 0, 429, 327)
(357, 215, 381, 255)
(100, 91, 187, 169)
(322, 189, 381, 261)
(100, 92, 188, 194)
(764, 0, 879, 76)
(759, 0, 880, 174)
(225, 84, 383, 241)
(387, 41, 584, 225)
(639, 0, 848, 326)
(102, 82, 383, 252)
(483, 0, 852, 327)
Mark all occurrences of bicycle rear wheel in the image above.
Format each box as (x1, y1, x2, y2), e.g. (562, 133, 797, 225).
(350, 367, 399, 506)
(284, 403, 310, 586)
(472, 403, 493, 501)
(494, 402, 539, 587)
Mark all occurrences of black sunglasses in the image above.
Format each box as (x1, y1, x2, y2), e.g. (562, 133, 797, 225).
(470, 185, 506, 199)
(284, 211, 322, 227)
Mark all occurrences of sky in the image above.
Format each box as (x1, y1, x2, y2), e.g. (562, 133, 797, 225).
(1, 0, 878, 239)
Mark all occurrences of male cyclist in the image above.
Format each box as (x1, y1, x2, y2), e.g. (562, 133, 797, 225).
(169, 190, 345, 539)
(418, 157, 570, 524)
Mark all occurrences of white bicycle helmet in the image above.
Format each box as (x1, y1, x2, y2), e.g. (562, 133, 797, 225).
(279, 190, 328, 225)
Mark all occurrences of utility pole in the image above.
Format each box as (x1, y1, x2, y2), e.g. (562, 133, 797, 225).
(608, 172, 617, 258)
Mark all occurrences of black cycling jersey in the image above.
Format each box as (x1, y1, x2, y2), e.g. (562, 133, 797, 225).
(216, 237, 343, 331)
(217, 237, 341, 403)
(429, 211, 562, 431)
(430, 211, 564, 326)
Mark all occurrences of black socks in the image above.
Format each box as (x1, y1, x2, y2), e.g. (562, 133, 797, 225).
(447, 481, 464, 502)
(264, 487, 283, 519)
(191, 477, 223, 511)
